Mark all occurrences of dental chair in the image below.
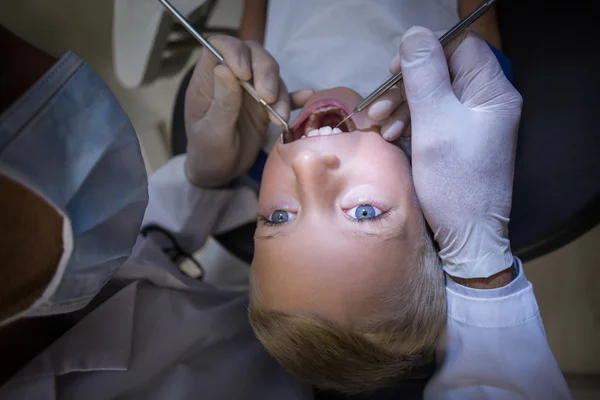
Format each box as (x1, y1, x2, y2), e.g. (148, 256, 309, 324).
(171, 0, 600, 398)
(496, 0, 600, 261)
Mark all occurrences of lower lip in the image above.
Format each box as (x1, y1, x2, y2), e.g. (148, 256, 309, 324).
(291, 98, 352, 131)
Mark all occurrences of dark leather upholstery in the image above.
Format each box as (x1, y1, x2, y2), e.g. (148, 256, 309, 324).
(498, 0, 600, 260)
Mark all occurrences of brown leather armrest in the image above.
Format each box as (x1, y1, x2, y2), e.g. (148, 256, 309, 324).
(0, 25, 57, 113)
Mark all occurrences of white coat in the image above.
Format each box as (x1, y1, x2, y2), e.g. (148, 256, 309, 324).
(0, 156, 572, 399)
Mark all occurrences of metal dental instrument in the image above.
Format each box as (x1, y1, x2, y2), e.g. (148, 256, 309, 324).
(335, 0, 497, 130)
(159, 0, 293, 142)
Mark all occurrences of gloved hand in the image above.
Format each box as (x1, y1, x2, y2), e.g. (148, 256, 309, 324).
(184, 35, 313, 188)
(367, 30, 467, 142)
(396, 27, 522, 279)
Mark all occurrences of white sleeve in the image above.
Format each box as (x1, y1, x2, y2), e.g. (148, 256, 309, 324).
(130, 155, 258, 265)
(425, 258, 572, 400)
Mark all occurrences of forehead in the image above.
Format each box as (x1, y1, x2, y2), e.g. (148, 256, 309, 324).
(252, 228, 416, 325)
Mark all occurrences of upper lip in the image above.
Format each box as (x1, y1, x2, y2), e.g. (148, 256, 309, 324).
(290, 98, 353, 131)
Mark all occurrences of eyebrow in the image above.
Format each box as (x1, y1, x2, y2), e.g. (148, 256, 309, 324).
(255, 231, 286, 241)
(341, 228, 401, 242)
(255, 227, 401, 242)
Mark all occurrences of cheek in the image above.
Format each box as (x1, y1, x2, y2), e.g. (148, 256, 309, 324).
(371, 152, 425, 237)
(363, 146, 413, 189)
(259, 154, 293, 205)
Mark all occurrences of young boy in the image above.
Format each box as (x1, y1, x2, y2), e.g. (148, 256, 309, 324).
(248, 86, 446, 393)
(181, 0, 507, 393)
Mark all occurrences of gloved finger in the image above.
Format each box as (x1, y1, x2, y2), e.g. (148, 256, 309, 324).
(380, 102, 411, 141)
(397, 123, 412, 157)
(187, 53, 220, 121)
(399, 27, 454, 113)
(367, 87, 405, 121)
(390, 29, 468, 75)
(245, 41, 280, 104)
(290, 88, 315, 110)
(200, 64, 243, 140)
(187, 36, 251, 122)
(390, 53, 401, 75)
(448, 33, 520, 110)
(206, 35, 252, 80)
(270, 78, 291, 125)
(441, 30, 470, 63)
(269, 87, 314, 128)
(269, 82, 316, 124)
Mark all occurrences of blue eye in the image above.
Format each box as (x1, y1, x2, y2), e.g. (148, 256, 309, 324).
(269, 210, 291, 224)
(347, 204, 382, 220)
(258, 210, 297, 226)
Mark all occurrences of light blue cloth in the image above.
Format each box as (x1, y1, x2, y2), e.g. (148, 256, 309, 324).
(0, 52, 148, 323)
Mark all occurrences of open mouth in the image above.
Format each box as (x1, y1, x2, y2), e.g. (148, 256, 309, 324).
(290, 99, 357, 142)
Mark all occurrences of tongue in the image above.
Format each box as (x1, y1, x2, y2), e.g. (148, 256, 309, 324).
(320, 114, 343, 129)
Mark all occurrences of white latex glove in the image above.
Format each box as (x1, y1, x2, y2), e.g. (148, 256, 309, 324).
(397, 27, 523, 278)
(367, 30, 461, 142)
(184, 35, 313, 188)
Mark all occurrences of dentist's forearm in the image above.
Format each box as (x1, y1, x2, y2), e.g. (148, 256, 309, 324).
(458, 0, 502, 50)
(240, 0, 268, 45)
(0, 26, 57, 113)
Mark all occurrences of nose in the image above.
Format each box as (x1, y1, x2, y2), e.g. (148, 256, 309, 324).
(292, 150, 340, 208)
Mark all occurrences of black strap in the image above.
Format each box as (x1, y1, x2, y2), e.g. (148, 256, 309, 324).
(140, 224, 205, 279)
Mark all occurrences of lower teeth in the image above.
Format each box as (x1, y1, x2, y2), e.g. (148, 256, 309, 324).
(306, 126, 343, 137)
(304, 107, 349, 133)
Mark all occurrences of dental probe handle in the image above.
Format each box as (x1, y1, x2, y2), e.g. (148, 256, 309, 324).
(349, 0, 497, 117)
(159, 0, 290, 134)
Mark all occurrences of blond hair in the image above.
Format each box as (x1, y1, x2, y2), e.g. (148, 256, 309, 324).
(249, 233, 446, 394)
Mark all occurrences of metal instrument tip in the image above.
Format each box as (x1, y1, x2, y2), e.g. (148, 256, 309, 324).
(335, 112, 355, 130)
(281, 128, 294, 144)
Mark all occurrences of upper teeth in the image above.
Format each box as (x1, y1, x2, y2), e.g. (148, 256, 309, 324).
(314, 106, 342, 115)
(306, 126, 343, 137)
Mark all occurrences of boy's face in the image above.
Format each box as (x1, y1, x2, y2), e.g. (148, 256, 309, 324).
(253, 87, 425, 326)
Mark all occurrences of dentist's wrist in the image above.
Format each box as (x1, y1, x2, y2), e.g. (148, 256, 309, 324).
(450, 267, 513, 289)
(440, 245, 514, 278)
(0, 26, 58, 113)
(436, 219, 513, 279)
(442, 235, 514, 288)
